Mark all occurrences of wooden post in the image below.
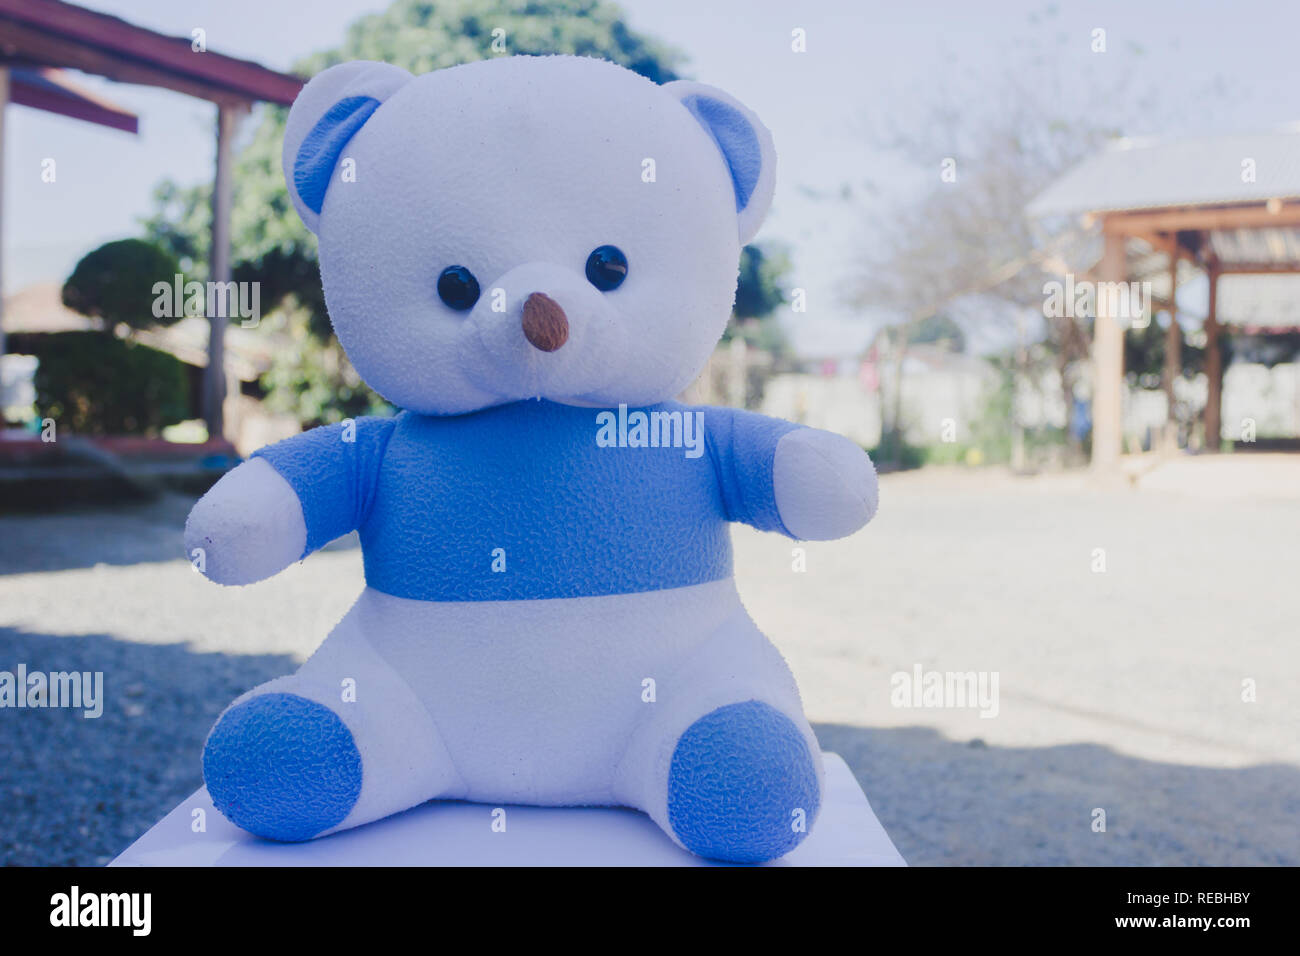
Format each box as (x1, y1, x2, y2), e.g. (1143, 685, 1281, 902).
(1163, 253, 1182, 450)
(1011, 310, 1026, 471)
(202, 102, 239, 441)
(1092, 223, 1126, 473)
(727, 332, 747, 408)
(1204, 267, 1222, 452)
(0, 67, 8, 368)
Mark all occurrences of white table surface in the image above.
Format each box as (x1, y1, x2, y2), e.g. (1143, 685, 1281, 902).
(111, 752, 905, 867)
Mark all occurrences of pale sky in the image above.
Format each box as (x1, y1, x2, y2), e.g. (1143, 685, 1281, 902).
(4, 0, 1298, 357)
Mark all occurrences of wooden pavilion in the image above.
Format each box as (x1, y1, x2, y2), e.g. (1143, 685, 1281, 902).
(1030, 128, 1300, 472)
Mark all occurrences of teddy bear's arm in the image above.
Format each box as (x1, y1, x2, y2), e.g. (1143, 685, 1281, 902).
(772, 426, 878, 541)
(698, 405, 877, 542)
(183, 457, 307, 586)
(184, 417, 397, 585)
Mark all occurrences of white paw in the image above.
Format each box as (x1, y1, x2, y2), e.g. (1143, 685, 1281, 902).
(772, 428, 878, 540)
(184, 457, 307, 586)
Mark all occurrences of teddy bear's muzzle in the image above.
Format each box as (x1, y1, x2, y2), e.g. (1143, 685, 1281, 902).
(521, 292, 570, 352)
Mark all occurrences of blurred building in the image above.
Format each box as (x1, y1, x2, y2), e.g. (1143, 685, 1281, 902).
(1030, 127, 1300, 469)
(2, 282, 299, 454)
(759, 344, 999, 450)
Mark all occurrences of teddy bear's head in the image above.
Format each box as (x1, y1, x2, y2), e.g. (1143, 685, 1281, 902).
(282, 55, 776, 414)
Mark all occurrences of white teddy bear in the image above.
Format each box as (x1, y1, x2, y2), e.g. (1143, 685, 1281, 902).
(188, 54, 877, 863)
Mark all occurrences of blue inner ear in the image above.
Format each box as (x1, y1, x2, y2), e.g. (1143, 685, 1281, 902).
(294, 95, 382, 215)
(681, 94, 762, 212)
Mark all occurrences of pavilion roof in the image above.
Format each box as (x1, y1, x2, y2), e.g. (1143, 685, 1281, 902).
(0, 0, 303, 107)
(1029, 127, 1300, 217)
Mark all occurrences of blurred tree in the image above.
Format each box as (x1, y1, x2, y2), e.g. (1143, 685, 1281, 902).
(1125, 316, 1235, 447)
(141, 0, 685, 424)
(62, 239, 183, 333)
(842, 4, 1236, 467)
(903, 312, 965, 352)
(34, 332, 189, 436)
(724, 241, 793, 360)
(257, 306, 391, 427)
(1124, 317, 1213, 381)
(51, 240, 191, 434)
(732, 242, 789, 320)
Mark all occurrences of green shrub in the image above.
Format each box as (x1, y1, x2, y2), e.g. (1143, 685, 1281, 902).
(62, 239, 183, 332)
(869, 434, 927, 471)
(920, 441, 982, 467)
(33, 331, 190, 435)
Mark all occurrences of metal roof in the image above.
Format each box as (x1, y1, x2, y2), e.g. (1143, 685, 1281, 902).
(1028, 127, 1300, 217)
(1216, 275, 1300, 329)
(1041, 230, 1300, 327)
(1210, 225, 1300, 264)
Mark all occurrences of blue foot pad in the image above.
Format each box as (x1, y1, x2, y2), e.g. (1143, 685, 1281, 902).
(202, 692, 362, 842)
(667, 699, 820, 862)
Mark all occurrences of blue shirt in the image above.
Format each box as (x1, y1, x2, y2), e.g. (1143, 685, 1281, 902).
(253, 399, 799, 601)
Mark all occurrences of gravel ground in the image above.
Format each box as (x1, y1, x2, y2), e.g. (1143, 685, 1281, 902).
(1, 458, 1297, 866)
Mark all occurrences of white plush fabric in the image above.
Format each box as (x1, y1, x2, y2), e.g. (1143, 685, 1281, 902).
(773, 427, 879, 540)
(192, 55, 877, 861)
(285, 55, 773, 414)
(282, 60, 414, 236)
(236, 598, 464, 836)
(184, 458, 306, 586)
(221, 580, 820, 841)
(660, 79, 777, 245)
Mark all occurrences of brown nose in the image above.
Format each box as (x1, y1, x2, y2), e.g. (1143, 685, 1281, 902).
(521, 292, 569, 352)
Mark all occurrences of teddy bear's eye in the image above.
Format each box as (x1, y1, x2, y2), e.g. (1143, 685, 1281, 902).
(585, 245, 628, 292)
(437, 265, 481, 311)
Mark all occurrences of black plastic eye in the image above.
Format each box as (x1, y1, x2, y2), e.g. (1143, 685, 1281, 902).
(585, 245, 628, 291)
(437, 265, 480, 311)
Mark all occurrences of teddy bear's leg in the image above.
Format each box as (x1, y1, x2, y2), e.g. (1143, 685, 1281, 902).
(613, 612, 824, 863)
(202, 594, 464, 841)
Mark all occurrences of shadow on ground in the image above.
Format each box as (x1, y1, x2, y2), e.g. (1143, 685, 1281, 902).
(0, 494, 358, 576)
(0, 496, 194, 576)
(0, 625, 297, 866)
(814, 722, 1300, 866)
(1, 623, 1294, 866)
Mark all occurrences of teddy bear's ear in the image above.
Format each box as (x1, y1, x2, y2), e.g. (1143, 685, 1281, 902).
(283, 61, 414, 233)
(664, 81, 776, 245)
